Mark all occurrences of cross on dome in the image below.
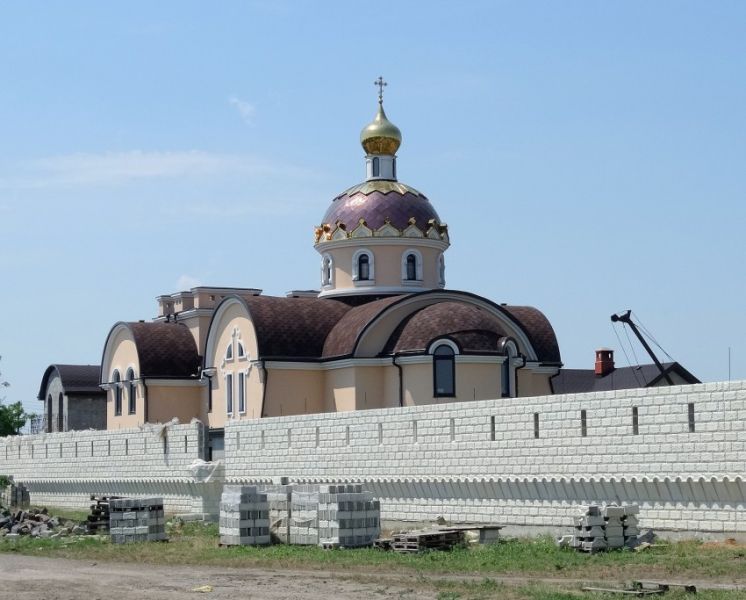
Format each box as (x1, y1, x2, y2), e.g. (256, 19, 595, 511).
(374, 76, 387, 104)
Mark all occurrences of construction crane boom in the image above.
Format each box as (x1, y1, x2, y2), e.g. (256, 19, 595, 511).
(610, 310, 674, 385)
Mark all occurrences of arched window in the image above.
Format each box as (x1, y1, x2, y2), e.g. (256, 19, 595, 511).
(358, 254, 370, 280)
(401, 249, 423, 283)
(112, 370, 122, 416)
(372, 156, 380, 177)
(58, 393, 63, 431)
(321, 254, 333, 287)
(238, 371, 246, 414)
(225, 342, 233, 361)
(226, 372, 234, 415)
(126, 368, 136, 415)
(432, 343, 456, 397)
(46, 394, 52, 433)
(501, 341, 517, 398)
(352, 249, 374, 283)
(406, 254, 417, 280)
(237, 341, 245, 359)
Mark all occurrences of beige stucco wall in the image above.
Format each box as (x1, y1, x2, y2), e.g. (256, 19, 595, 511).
(323, 242, 444, 294)
(182, 313, 213, 357)
(147, 385, 203, 425)
(205, 302, 263, 429)
(518, 369, 555, 397)
(105, 327, 142, 429)
(353, 366, 386, 410)
(324, 368, 356, 412)
(401, 360, 506, 406)
(264, 369, 324, 417)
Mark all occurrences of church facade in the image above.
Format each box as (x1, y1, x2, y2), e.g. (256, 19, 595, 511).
(99, 87, 563, 431)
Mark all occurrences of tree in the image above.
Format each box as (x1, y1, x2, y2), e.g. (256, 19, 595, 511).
(0, 355, 31, 436)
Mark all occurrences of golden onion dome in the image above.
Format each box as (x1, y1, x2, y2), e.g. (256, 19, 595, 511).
(360, 102, 402, 156)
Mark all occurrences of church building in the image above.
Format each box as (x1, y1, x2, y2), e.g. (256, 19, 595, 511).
(99, 82, 563, 432)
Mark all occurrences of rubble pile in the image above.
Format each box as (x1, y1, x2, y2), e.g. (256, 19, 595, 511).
(219, 485, 271, 546)
(558, 504, 640, 552)
(0, 506, 85, 539)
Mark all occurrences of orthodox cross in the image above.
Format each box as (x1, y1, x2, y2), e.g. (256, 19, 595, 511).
(374, 76, 387, 103)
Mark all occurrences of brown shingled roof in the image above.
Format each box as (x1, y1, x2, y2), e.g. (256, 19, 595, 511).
(322, 295, 404, 358)
(501, 306, 561, 364)
(37, 364, 104, 400)
(236, 296, 352, 358)
(383, 302, 508, 354)
(128, 322, 201, 378)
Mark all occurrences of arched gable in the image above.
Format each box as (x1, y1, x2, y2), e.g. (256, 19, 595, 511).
(339, 291, 560, 364)
(100, 321, 200, 384)
(203, 296, 259, 370)
(100, 323, 138, 385)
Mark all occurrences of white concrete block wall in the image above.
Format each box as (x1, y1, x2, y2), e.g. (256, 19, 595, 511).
(0, 422, 211, 513)
(2, 382, 744, 532)
(224, 381, 746, 533)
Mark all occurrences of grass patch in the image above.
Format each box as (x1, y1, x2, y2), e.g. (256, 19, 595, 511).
(1, 522, 744, 590)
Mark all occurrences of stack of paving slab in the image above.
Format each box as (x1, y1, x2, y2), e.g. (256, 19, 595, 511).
(289, 485, 320, 546)
(109, 497, 166, 544)
(219, 485, 270, 546)
(568, 504, 640, 552)
(317, 484, 381, 549)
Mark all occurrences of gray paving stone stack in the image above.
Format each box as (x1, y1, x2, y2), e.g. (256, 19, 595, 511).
(317, 483, 380, 548)
(219, 485, 270, 546)
(622, 504, 640, 548)
(572, 505, 607, 552)
(564, 503, 641, 552)
(602, 505, 625, 549)
(109, 497, 166, 544)
(289, 486, 320, 546)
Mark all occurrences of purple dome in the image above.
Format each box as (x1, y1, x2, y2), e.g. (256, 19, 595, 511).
(321, 180, 442, 232)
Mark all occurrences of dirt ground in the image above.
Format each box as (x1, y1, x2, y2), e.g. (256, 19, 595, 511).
(0, 554, 437, 600)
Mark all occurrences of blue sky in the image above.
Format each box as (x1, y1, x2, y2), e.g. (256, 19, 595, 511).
(1, 1, 744, 414)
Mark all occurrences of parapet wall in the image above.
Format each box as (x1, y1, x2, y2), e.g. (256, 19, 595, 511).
(224, 380, 746, 534)
(0, 422, 217, 513)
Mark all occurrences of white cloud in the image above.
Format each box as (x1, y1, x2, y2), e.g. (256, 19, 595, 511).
(228, 95, 256, 125)
(176, 274, 201, 291)
(0, 150, 315, 189)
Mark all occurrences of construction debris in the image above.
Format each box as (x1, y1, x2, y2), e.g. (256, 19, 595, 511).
(582, 580, 697, 596)
(0, 506, 84, 539)
(391, 529, 464, 553)
(109, 497, 167, 544)
(558, 504, 640, 552)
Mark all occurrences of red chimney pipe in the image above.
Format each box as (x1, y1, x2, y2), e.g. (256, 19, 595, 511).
(595, 348, 615, 376)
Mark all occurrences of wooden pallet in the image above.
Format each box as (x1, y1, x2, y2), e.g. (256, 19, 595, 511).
(391, 530, 463, 553)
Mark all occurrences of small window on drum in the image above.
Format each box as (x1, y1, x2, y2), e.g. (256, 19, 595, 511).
(358, 254, 370, 280)
(321, 254, 333, 287)
(433, 344, 456, 397)
(372, 156, 380, 177)
(406, 254, 417, 280)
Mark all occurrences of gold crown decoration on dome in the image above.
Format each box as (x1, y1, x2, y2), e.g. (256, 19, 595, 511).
(360, 77, 402, 156)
